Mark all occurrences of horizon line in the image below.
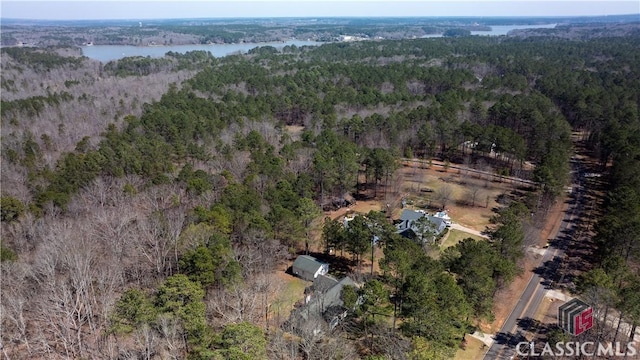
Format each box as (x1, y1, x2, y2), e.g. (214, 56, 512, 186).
(2, 13, 638, 22)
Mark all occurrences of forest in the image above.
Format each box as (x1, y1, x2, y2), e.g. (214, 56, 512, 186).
(1, 25, 639, 360)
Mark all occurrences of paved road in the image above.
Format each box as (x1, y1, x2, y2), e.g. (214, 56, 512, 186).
(483, 160, 584, 360)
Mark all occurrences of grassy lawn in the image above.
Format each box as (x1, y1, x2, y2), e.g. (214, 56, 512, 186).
(440, 228, 485, 250)
(271, 275, 308, 322)
(454, 334, 488, 360)
(428, 228, 487, 260)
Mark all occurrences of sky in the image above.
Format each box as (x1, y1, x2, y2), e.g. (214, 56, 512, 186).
(1, 0, 639, 20)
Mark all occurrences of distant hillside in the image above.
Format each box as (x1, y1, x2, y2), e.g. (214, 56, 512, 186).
(510, 21, 640, 38)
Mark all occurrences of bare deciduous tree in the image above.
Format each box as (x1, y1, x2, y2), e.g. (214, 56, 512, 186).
(466, 182, 484, 207)
(434, 183, 453, 210)
(287, 147, 314, 175)
(208, 283, 262, 326)
(1, 262, 34, 356)
(292, 315, 327, 360)
(137, 212, 172, 277)
(156, 313, 187, 358)
(268, 329, 299, 360)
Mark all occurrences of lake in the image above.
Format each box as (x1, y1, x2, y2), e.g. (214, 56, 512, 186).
(83, 24, 557, 62)
(81, 39, 320, 63)
(470, 23, 557, 36)
(422, 23, 557, 38)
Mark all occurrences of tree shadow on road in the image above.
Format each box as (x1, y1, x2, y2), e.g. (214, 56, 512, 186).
(517, 317, 559, 338)
(533, 255, 565, 288)
(492, 331, 528, 347)
(532, 222, 594, 292)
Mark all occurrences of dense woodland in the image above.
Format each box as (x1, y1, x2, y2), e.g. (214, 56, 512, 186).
(1, 27, 640, 359)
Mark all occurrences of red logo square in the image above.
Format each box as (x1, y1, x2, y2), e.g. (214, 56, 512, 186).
(573, 307, 593, 335)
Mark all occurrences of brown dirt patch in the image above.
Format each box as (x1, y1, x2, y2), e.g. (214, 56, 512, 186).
(324, 200, 382, 221)
(535, 296, 560, 325)
(361, 246, 385, 275)
(306, 200, 382, 254)
(284, 125, 305, 141)
(399, 160, 522, 232)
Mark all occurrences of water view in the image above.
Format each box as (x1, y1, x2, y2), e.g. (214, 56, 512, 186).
(81, 39, 320, 63)
(83, 24, 557, 62)
(421, 23, 557, 38)
(470, 23, 557, 36)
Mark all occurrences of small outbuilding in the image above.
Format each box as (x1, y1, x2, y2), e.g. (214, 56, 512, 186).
(292, 255, 329, 281)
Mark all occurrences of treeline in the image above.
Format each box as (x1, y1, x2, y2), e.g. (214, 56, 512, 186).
(188, 39, 576, 194)
(0, 91, 74, 118)
(103, 50, 217, 76)
(0, 46, 84, 70)
(165, 24, 273, 44)
(575, 76, 640, 346)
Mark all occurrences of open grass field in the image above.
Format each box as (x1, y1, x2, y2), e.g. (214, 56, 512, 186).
(441, 228, 486, 250)
(398, 160, 527, 232)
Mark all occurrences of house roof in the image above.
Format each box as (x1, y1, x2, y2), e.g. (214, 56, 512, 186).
(338, 276, 356, 287)
(300, 275, 356, 320)
(314, 274, 339, 293)
(322, 276, 356, 309)
(399, 209, 426, 222)
(396, 209, 447, 235)
(323, 276, 356, 309)
(292, 255, 325, 274)
(427, 215, 447, 232)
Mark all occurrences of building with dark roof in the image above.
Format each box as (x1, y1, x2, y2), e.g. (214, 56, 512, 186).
(292, 255, 329, 281)
(396, 209, 448, 244)
(292, 274, 358, 330)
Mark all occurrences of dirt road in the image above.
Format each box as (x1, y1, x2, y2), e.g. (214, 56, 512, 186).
(449, 223, 489, 239)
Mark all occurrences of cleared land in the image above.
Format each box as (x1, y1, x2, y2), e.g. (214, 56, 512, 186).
(398, 159, 525, 232)
(279, 157, 540, 340)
